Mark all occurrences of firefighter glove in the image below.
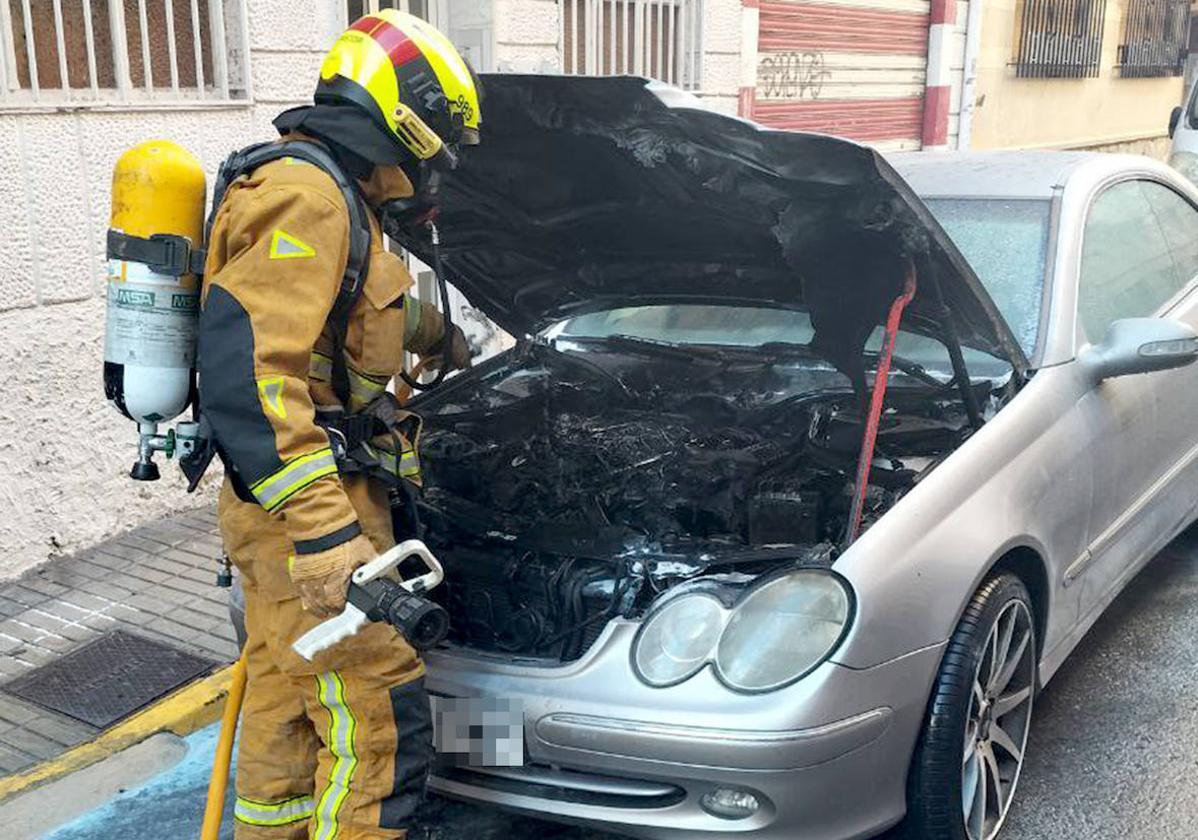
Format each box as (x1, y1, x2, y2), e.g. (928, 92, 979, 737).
(290, 533, 377, 618)
(445, 323, 473, 371)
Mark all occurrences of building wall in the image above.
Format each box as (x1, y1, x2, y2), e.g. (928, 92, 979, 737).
(943, 1, 973, 149)
(0, 0, 343, 579)
(970, 0, 1184, 154)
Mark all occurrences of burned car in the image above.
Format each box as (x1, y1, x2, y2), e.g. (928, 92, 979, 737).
(400, 77, 1198, 840)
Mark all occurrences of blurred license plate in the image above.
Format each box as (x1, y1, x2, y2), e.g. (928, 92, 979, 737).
(430, 695, 525, 767)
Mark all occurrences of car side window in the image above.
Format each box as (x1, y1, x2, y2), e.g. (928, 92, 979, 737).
(1142, 181, 1198, 286)
(1078, 180, 1193, 343)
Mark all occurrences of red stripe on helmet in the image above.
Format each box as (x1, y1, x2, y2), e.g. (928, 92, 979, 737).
(366, 19, 422, 68)
(349, 15, 381, 34)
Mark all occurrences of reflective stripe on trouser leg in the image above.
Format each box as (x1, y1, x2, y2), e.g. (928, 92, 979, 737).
(234, 583, 321, 840)
(314, 671, 359, 840)
(234, 795, 316, 827)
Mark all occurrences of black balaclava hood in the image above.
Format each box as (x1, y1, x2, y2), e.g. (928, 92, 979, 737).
(273, 103, 407, 180)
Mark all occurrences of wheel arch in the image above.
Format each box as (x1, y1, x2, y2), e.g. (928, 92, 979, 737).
(989, 545, 1050, 664)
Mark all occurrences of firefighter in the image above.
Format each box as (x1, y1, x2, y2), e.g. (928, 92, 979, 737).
(196, 11, 477, 839)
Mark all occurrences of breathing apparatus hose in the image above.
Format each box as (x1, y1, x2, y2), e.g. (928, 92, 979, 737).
(399, 221, 453, 392)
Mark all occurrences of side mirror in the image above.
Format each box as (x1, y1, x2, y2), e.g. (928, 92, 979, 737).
(1170, 105, 1183, 138)
(1082, 317, 1198, 382)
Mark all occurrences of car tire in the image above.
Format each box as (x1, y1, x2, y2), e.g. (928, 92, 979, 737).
(904, 573, 1038, 840)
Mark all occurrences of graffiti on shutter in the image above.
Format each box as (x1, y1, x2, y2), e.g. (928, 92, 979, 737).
(752, 0, 930, 150)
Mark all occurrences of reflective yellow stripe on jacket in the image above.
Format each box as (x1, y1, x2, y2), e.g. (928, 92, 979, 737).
(314, 671, 358, 840)
(250, 448, 339, 512)
(361, 442, 421, 480)
(309, 351, 388, 407)
(234, 795, 316, 827)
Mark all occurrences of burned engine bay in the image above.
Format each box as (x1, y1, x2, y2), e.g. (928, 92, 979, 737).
(415, 339, 996, 661)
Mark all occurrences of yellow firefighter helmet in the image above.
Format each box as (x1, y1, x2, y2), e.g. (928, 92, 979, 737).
(317, 10, 481, 165)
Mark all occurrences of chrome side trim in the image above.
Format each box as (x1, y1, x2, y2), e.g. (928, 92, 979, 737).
(1063, 549, 1092, 587)
(1077, 434, 1198, 576)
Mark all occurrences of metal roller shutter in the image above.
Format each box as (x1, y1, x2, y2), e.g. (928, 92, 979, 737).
(752, 0, 930, 150)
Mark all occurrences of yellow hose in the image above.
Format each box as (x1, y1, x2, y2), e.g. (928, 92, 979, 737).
(200, 652, 248, 840)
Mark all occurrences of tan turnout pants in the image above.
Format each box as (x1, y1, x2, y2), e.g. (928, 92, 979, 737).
(221, 480, 431, 840)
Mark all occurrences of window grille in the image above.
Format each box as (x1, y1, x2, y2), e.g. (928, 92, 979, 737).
(1014, 0, 1106, 79)
(347, 0, 429, 21)
(560, 0, 703, 91)
(0, 0, 251, 109)
(1117, 0, 1189, 78)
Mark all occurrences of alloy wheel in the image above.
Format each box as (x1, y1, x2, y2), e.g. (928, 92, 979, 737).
(961, 599, 1035, 840)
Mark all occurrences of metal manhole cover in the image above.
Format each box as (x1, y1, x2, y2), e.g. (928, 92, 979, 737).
(3, 630, 216, 728)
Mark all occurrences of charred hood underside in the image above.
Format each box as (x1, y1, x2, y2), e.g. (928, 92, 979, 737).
(401, 74, 1028, 389)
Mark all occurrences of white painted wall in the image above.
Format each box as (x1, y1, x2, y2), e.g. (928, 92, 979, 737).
(0, 0, 343, 579)
(947, 0, 970, 149)
(495, 0, 562, 73)
(699, 0, 745, 115)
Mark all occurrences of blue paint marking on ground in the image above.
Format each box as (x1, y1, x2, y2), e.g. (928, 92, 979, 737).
(43, 724, 235, 840)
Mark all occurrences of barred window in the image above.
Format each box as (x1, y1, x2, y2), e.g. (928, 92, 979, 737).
(0, 1, 251, 109)
(1117, 0, 1190, 78)
(347, 0, 428, 21)
(1014, 0, 1107, 79)
(560, 0, 703, 90)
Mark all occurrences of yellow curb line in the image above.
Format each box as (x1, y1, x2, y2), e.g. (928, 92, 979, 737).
(0, 664, 236, 804)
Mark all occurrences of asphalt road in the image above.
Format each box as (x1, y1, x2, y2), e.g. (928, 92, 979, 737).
(35, 530, 1198, 840)
(411, 529, 1198, 840)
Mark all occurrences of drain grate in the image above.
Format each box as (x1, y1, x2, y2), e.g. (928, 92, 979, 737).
(3, 630, 216, 728)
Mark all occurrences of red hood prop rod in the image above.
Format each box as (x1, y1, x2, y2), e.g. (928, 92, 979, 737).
(844, 261, 918, 547)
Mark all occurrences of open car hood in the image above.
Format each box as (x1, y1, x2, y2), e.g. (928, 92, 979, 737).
(401, 75, 1028, 375)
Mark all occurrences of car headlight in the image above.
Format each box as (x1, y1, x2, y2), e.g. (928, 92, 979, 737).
(631, 571, 853, 693)
(633, 593, 726, 687)
(715, 572, 852, 692)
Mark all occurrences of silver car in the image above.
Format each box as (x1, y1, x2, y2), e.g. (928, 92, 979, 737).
(394, 77, 1198, 840)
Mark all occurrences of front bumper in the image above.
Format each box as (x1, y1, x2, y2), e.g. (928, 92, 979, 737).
(424, 621, 945, 840)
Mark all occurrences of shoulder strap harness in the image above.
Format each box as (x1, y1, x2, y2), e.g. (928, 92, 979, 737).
(178, 140, 384, 494)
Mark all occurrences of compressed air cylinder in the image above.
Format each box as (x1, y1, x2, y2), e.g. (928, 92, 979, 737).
(104, 140, 206, 425)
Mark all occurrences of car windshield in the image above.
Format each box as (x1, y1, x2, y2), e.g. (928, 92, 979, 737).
(922, 198, 1052, 355)
(548, 304, 1013, 381)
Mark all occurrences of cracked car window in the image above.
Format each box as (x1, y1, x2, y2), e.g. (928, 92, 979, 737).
(923, 198, 1051, 356)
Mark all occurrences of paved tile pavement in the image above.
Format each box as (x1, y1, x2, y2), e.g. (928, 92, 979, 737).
(0, 506, 236, 776)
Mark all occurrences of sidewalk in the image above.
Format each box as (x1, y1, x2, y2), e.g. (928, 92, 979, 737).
(0, 510, 612, 840)
(0, 506, 237, 775)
